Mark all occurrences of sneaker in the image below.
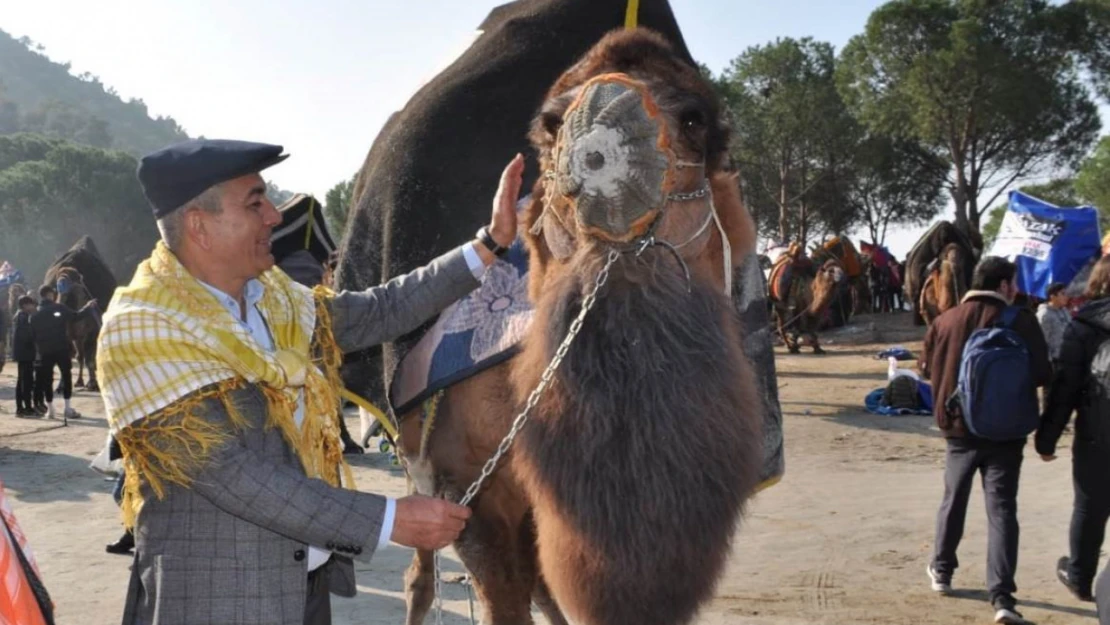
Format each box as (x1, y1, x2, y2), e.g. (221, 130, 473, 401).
(993, 596, 1028, 625)
(15, 409, 42, 419)
(33, 404, 47, 415)
(1056, 556, 1094, 602)
(927, 563, 952, 594)
(46, 404, 55, 419)
(63, 407, 81, 419)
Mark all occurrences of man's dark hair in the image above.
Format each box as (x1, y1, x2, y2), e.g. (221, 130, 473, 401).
(17, 295, 34, 307)
(38, 284, 56, 298)
(970, 256, 1017, 291)
(1046, 282, 1067, 298)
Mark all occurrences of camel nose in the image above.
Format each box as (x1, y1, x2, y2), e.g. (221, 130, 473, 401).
(553, 78, 671, 242)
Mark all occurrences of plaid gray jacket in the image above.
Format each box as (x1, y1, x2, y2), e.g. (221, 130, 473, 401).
(121, 247, 478, 625)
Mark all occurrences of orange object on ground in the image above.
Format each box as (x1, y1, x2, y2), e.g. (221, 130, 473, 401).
(1, 478, 52, 625)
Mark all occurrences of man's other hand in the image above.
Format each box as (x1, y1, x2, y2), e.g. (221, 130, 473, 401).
(391, 495, 472, 550)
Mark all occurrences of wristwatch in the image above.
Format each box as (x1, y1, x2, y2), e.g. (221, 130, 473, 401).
(476, 225, 509, 257)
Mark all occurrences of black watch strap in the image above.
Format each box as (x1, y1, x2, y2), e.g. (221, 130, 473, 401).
(477, 226, 509, 257)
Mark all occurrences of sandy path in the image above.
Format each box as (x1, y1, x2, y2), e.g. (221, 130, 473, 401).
(0, 313, 1096, 624)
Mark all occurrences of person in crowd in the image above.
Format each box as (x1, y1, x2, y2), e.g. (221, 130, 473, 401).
(1037, 256, 1110, 603)
(921, 256, 1052, 625)
(10, 295, 37, 418)
(99, 138, 520, 625)
(29, 285, 96, 419)
(1036, 282, 1071, 361)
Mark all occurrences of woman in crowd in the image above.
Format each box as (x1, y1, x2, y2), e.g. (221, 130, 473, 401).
(1037, 256, 1110, 602)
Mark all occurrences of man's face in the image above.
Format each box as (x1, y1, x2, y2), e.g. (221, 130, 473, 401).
(195, 173, 282, 280)
(999, 279, 1018, 303)
(21, 303, 34, 314)
(1050, 291, 1069, 308)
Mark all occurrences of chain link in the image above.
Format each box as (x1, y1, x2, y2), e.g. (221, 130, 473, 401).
(433, 249, 621, 625)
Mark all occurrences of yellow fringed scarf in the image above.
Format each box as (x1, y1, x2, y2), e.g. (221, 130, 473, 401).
(97, 242, 353, 527)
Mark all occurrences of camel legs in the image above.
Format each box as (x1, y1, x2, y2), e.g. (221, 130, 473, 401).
(404, 548, 436, 625)
(74, 341, 87, 389)
(453, 493, 543, 625)
(532, 576, 569, 625)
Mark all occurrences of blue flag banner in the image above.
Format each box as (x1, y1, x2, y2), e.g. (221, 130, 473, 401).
(988, 191, 1102, 299)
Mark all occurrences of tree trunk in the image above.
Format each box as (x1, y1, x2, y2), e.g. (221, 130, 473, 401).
(951, 184, 970, 235)
(778, 176, 789, 243)
(799, 201, 809, 249)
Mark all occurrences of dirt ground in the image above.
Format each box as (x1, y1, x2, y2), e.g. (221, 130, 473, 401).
(0, 312, 1097, 624)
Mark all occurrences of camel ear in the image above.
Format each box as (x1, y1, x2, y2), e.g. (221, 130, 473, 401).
(709, 172, 755, 265)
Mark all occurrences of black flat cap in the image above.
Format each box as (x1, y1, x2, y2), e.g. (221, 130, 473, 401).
(137, 139, 289, 218)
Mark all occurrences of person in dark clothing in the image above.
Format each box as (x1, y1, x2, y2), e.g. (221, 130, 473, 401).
(10, 295, 38, 417)
(1037, 255, 1110, 603)
(277, 249, 363, 455)
(920, 256, 1052, 625)
(29, 284, 96, 419)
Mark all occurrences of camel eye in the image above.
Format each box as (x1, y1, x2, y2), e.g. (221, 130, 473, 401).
(541, 111, 563, 137)
(680, 108, 705, 129)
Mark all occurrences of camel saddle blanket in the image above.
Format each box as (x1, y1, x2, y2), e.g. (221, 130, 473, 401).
(768, 259, 809, 303)
(390, 238, 532, 417)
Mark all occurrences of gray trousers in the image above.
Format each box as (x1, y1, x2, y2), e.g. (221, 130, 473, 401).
(932, 437, 1024, 602)
(304, 565, 331, 625)
(1097, 564, 1110, 623)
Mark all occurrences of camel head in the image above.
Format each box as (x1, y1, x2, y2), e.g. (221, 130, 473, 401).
(939, 243, 967, 299)
(523, 28, 755, 299)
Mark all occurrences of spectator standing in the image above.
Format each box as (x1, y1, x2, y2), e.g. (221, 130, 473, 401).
(921, 257, 1052, 625)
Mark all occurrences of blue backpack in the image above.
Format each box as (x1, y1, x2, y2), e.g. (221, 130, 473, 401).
(953, 306, 1039, 441)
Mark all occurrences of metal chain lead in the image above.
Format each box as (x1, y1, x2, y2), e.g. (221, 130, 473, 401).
(433, 249, 621, 625)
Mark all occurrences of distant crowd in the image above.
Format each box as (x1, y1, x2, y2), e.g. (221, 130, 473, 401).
(2, 284, 97, 419)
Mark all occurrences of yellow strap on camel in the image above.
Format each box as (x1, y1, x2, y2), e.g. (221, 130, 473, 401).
(625, 0, 640, 29)
(339, 388, 398, 440)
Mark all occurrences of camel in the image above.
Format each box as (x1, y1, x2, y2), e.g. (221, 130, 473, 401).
(396, 28, 763, 625)
(919, 242, 968, 326)
(768, 255, 844, 354)
(45, 267, 101, 391)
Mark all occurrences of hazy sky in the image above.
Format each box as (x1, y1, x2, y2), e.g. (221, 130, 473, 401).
(4, 0, 1107, 257)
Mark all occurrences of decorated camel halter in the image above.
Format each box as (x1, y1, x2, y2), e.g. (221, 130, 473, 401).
(531, 72, 733, 296)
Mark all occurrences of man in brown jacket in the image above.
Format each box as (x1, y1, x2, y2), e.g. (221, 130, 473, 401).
(920, 256, 1051, 625)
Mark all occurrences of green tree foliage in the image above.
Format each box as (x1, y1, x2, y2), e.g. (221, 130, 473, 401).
(0, 29, 188, 156)
(718, 38, 858, 245)
(838, 0, 1102, 236)
(266, 181, 294, 207)
(0, 134, 159, 283)
(1076, 135, 1110, 214)
(324, 176, 355, 241)
(845, 135, 948, 246)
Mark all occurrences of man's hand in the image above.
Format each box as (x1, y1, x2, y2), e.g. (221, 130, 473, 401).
(390, 495, 472, 551)
(1040, 454, 1057, 462)
(489, 153, 525, 248)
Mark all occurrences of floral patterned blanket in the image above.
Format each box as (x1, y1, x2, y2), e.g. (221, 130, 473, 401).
(389, 238, 532, 417)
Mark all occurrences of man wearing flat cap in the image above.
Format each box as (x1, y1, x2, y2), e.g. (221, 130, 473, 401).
(97, 138, 524, 625)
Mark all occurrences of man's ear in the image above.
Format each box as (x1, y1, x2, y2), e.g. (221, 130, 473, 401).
(185, 208, 211, 250)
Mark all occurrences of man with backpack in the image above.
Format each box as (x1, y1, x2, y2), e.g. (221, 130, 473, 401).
(920, 256, 1051, 625)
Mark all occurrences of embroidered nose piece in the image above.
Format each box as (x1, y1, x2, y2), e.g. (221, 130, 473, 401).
(552, 75, 673, 242)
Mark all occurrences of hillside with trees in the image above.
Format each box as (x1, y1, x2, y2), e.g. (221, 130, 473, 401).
(0, 28, 188, 156)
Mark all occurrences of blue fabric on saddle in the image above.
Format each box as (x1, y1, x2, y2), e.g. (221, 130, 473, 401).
(389, 238, 533, 417)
